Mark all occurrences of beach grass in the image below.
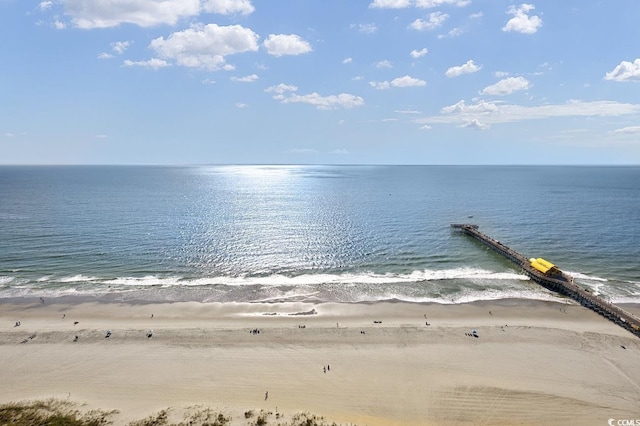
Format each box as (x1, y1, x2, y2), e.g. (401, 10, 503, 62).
(0, 400, 346, 426)
(0, 399, 117, 426)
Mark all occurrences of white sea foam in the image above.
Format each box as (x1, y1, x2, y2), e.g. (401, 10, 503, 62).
(59, 275, 99, 283)
(609, 296, 640, 304)
(350, 288, 562, 304)
(104, 276, 181, 286)
(446, 288, 563, 304)
(0, 276, 15, 286)
(565, 271, 608, 282)
(88, 268, 528, 288)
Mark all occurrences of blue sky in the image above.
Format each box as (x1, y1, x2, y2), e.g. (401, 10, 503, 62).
(1, 0, 640, 165)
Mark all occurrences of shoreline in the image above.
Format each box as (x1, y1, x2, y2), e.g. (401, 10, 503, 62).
(2, 298, 640, 425)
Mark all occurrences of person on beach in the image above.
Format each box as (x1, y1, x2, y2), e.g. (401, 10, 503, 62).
(265, 391, 268, 400)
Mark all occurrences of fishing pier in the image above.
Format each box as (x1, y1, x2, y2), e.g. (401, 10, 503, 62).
(451, 224, 640, 338)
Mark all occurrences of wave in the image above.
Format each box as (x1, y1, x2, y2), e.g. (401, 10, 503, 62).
(59, 275, 100, 283)
(9, 268, 639, 305)
(0, 276, 15, 286)
(251, 289, 564, 305)
(610, 297, 640, 304)
(30, 267, 529, 288)
(404, 288, 565, 305)
(565, 271, 608, 282)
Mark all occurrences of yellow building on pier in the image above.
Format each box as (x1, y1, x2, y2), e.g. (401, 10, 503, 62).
(529, 258, 561, 276)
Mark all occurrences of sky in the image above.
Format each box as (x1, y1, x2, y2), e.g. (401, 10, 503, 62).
(1, 0, 640, 165)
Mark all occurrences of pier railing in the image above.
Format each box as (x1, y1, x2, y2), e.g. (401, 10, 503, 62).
(451, 224, 640, 338)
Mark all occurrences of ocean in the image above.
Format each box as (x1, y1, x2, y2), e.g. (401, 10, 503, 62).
(1, 165, 639, 304)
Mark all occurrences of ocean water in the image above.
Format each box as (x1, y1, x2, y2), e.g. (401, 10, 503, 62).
(1, 165, 639, 304)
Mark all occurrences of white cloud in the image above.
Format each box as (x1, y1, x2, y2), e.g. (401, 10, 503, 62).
(150, 24, 259, 70)
(370, 76, 426, 89)
(409, 12, 448, 31)
(39, 1, 53, 11)
(123, 58, 170, 69)
(201, 0, 254, 15)
(612, 126, 640, 134)
(502, 4, 543, 34)
(235, 102, 248, 108)
(281, 93, 365, 110)
(441, 99, 498, 114)
(445, 59, 481, 78)
(263, 34, 312, 57)
(369, 0, 411, 9)
(469, 12, 483, 19)
(605, 58, 640, 82)
(494, 71, 509, 78)
(100, 41, 131, 60)
(416, 0, 470, 8)
(343, 57, 353, 64)
(438, 27, 464, 38)
(410, 48, 428, 58)
(460, 119, 490, 130)
(376, 60, 393, 68)
(112, 41, 130, 54)
(330, 149, 350, 155)
(352, 23, 378, 34)
(418, 99, 640, 127)
(61, 0, 201, 28)
(391, 75, 426, 87)
(53, 20, 67, 29)
(369, 0, 469, 9)
(369, 81, 391, 90)
(420, 124, 432, 130)
(265, 83, 298, 97)
(60, 0, 254, 28)
(480, 76, 531, 96)
(231, 74, 258, 82)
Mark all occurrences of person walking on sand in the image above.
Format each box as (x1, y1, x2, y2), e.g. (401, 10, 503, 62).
(265, 391, 268, 400)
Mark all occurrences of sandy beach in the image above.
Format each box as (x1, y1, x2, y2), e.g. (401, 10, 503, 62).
(1, 298, 639, 425)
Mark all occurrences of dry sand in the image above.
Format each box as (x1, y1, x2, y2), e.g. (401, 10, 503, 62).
(1, 299, 639, 425)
